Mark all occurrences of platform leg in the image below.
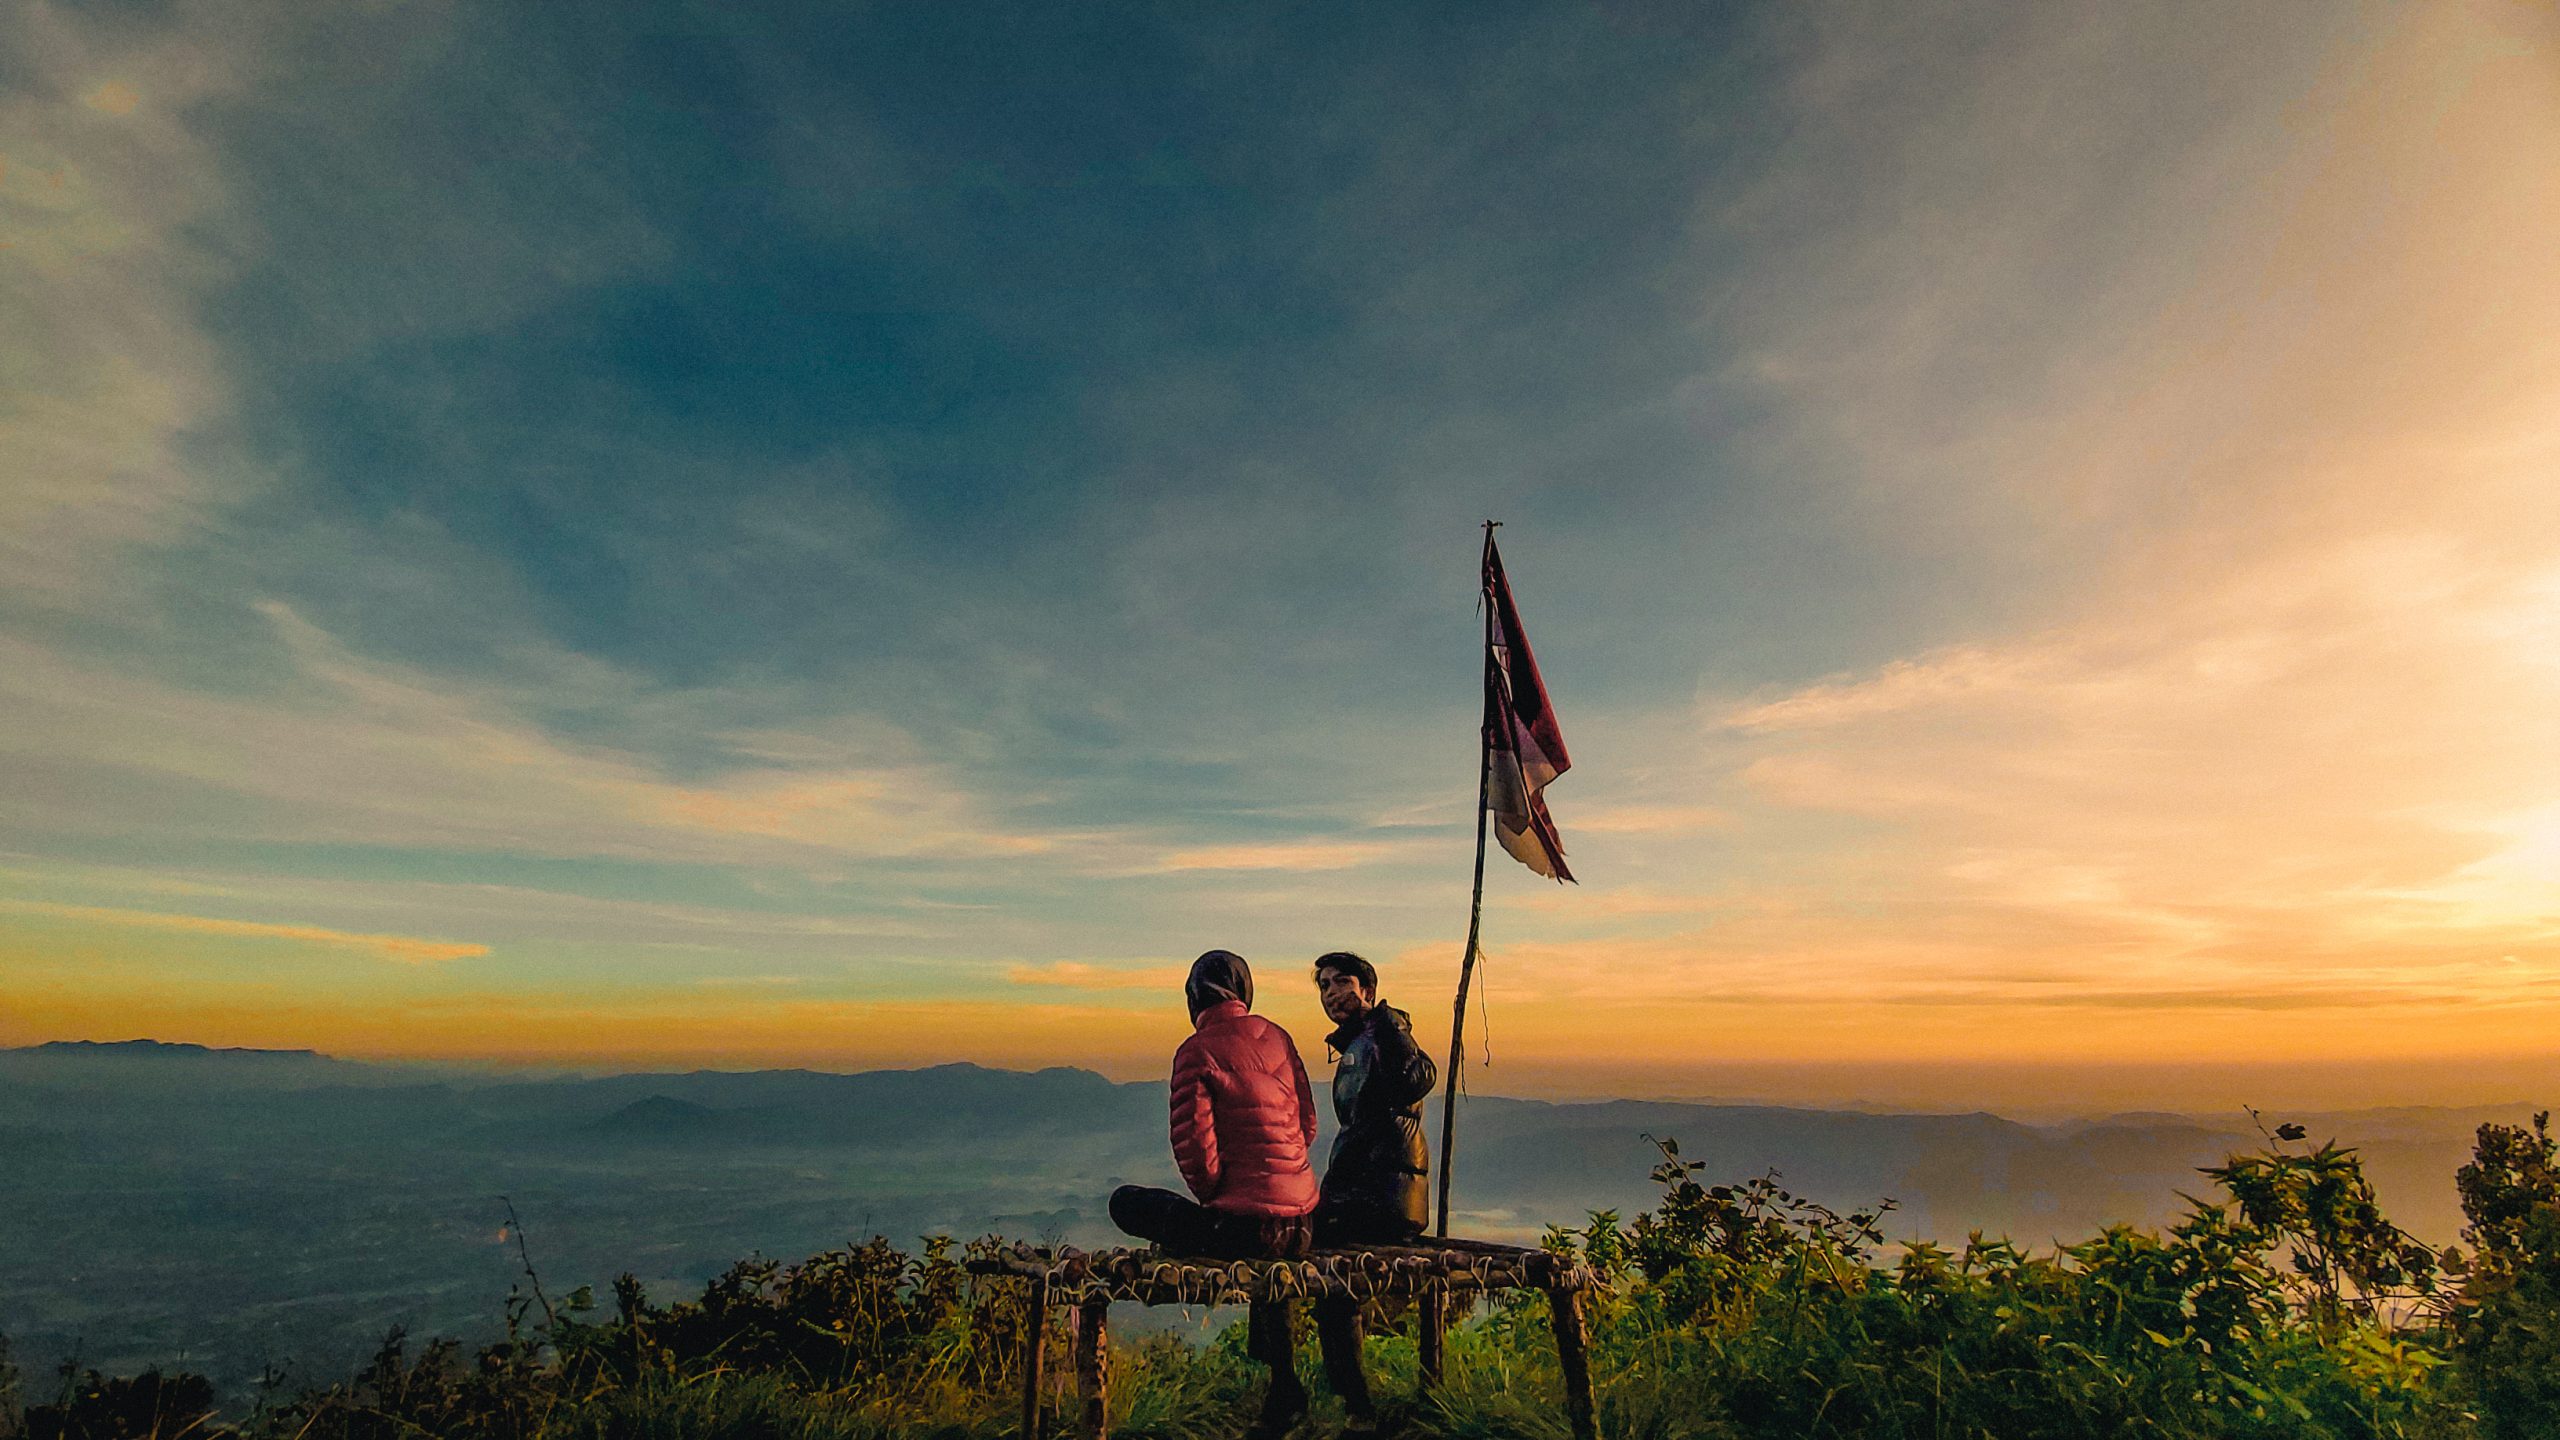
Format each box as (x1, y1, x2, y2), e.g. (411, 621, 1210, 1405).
(1020, 1275, 1050, 1440)
(1418, 1291, 1444, 1389)
(1547, 1286, 1595, 1440)
(1075, 1298, 1110, 1438)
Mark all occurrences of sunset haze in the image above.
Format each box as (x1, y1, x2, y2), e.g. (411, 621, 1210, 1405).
(5, 0, 2558, 1115)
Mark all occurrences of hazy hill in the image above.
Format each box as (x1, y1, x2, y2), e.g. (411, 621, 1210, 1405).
(0, 1040, 2536, 1405)
(0, 1039, 426, 1099)
(585, 1094, 735, 1140)
(20, 1039, 329, 1062)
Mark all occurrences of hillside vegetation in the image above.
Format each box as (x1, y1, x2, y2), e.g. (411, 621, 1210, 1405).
(7, 1114, 2557, 1440)
(7, 1043, 2527, 1397)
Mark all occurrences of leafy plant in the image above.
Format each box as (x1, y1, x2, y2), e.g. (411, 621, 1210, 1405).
(2452, 1112, 2560, 1439)
(2202, 1112, 2447, 1331)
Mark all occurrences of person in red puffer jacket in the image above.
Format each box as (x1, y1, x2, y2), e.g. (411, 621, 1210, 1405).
(1109, 949, 1320, 1438)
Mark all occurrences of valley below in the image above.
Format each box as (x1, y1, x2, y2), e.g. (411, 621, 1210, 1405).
(0, 1041, 2534, 1403)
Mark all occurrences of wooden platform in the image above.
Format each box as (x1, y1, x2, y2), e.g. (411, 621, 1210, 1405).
(967, 1239, 1600, 1440)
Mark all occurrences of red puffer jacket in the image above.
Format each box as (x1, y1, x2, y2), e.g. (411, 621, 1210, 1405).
(1169, 999, 1320, 1216)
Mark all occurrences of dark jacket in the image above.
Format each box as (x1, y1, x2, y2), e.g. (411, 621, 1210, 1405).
(1318, 1002, 1438, 1235)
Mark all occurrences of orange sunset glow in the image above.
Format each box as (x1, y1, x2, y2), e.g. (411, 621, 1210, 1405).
(4, 0, 2556, 1115)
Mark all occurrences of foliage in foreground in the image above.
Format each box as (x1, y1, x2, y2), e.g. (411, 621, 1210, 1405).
(6, 1115, 2559, 1440)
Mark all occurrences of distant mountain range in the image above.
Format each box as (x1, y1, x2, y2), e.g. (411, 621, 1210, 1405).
(3, 1038, 2525, 1238)
(12, 1038, 333, 1061)
(0, 1036, 416, 1091)
(1, 1037, 2538, 1406)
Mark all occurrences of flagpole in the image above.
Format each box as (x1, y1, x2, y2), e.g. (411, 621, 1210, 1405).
(1435, 522, 1500, 1239)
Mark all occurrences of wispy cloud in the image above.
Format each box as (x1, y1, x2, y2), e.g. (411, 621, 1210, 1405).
(1498, 886, 1717, 921)
(1716, 535, 2560, 945)
(0, 604, 1068, 868)
(1564, 802, 1737, 837)
(1145, 839, 1409, 874)
(0, 899, 485, 963)
(0, 858, 950, 951)
(1004, 961, 1188, 991)
(0, 5, 263, 606)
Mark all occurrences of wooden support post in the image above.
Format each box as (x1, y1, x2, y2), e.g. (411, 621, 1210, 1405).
(1547, 1287, 1595, 1440)
(1075, 1298, 1110, 1439)
(1020, 1275, 1050, 1440)
(1418, 1291, 1444, 1389)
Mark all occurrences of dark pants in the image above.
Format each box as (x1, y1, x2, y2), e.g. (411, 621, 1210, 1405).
(1311, 1201, 1422, 1421)
(1110, 1185, 1313, 1416)
(1109, 1184, 1313, 1260)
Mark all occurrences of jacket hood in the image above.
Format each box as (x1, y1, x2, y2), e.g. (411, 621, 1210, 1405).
(1185, 949, 1253, 1020)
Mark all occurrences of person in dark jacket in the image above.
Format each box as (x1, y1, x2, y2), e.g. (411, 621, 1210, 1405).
(1310, 950, 1439, 1434)
(1109, 950, 1318, 1438)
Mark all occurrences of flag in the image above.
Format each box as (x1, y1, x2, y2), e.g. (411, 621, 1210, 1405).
(1481, 531, 1575, 882)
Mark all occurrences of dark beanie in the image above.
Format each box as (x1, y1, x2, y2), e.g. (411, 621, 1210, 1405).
(1186, 949, 1253, 1019)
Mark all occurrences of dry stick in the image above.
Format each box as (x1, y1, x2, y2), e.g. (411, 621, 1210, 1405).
(498, 1197, 557, 1332)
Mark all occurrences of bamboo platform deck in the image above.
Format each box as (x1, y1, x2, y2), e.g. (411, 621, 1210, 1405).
(967, 1238, 1601, 1440)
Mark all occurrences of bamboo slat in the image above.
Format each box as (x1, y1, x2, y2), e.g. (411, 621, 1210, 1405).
(964, 1240, 1598, 1306)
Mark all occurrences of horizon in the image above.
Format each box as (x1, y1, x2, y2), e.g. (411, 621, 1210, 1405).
(15, 1033, 2557, 1124)
(7, 2, 2559, 1110)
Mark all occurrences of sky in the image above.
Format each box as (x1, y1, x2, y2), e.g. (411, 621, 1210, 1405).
(4, 0, 2557, 1114)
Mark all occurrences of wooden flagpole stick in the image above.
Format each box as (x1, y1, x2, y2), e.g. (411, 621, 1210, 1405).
(1435, 522, 1500, 1239)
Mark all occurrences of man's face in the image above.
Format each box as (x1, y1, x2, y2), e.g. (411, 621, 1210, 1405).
(1317, 967, 1374, 1025)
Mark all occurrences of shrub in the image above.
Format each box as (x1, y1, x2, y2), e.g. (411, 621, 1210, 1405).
(1520, 1128, 2470, 1438)
(2453, 1112, 2560, 1439)
(22, 1366, 217, 1440)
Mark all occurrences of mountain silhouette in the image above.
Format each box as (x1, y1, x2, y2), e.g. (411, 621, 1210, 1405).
(14, 1038, 332, 1062)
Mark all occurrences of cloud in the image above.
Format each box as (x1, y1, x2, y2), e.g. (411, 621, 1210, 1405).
(1716, 534, 2560, 940)
(1564, 803, 1737, 837)
(1699, 3, 2559, 594)
(0, 6, 263, 606)
(0, 604, 1066, 868)
(78, 82, 138, 117)
(1727, 649, 2052, 734)
(0, 857, 963, 958)
(0, 899, 484, 963)
(1146, 839, 1408, 874)
(1498, 886, 1716, 921)
(1611, 0, 2560, 1041)
(5, 0, 2555, 1106)
(1004, 961, 1188, 991)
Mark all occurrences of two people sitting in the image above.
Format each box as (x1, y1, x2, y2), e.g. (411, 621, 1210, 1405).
(1109, 949, 1438, 1439)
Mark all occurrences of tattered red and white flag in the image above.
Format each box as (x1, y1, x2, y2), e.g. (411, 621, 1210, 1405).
(1481, 532, 1575, 883)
